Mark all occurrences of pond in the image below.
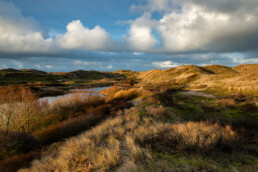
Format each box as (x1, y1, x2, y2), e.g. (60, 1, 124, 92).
(39, 86, 110, 104)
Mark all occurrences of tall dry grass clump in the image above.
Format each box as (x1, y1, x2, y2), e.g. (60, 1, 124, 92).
(100, 86, 120, 100)
(113, 88, 150, 100)
(50, 91, 105, 118)
(134, 121, 237, 152)
(0, 86, 43, 133)
(171, 122, 236, 151)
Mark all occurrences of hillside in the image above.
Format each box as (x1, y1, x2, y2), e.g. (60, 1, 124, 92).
(0, 69, 124, 86)
(137, 64, 258, 95)
(0, 65, 257, 171)
(13, 86, 257, 172)
(203, 65, 237, 75)
(0, 64, 257, 95)
(138, 65, 212, 85)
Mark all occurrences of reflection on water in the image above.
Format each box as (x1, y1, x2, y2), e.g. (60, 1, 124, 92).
(69, 86, 110, 92)
(39, 86, 109, 104)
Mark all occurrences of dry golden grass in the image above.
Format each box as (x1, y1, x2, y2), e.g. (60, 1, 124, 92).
(21, 117, 124, 172)
(125, 135, 153, 162)
(171, 122, 236, 151)
(137, 64, 258, 96)
(51, 91, 104, 110)
(19, 102, 243, 172)
(113, 88, 151, 101)
(134, 121, 236, 152)
(49, 91, 105, 119)
(100, 85, 120, 100)
(216, 98, 236, 106)
(113, 88, 140, 100)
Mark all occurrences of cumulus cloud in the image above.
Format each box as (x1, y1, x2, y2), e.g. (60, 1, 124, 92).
(57, 20, 112, 51)
(131, 0, 258, 53)
(0, 1, 114, 54)
(124, 14, 157, 51)
(0, 1, 55, 53)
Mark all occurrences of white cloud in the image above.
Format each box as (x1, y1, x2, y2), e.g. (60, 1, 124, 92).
(131, 0, 172, 13)
(56, 20, 111, 51)
(152, 60, 181, 68)
(0, 1, 55, 53)
(157, 3, 258, 52)
(45, 65, 53, 69)
(232, 57, 258, 64)
(133, 52, 144, 56)
(106, 65, 113, 69)
(131, 0, 258, 53)
(124, 14, 157, 51)
(0, 0, 258, 65)
(0, 2, 113, 53)
(72, 60, 102, 67)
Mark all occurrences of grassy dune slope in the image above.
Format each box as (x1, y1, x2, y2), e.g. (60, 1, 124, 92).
(0, 84, 257, 171)
(19, 88, 258, 172)
(137, 64, 258, 95)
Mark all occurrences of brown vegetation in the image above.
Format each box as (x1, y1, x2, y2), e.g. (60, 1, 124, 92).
(0, 86, 42, 133)
(0, 68, 257, 171)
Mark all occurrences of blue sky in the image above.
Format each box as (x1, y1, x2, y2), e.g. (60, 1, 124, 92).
(0, 0, 257, 72)
(14, 0, 139, 39)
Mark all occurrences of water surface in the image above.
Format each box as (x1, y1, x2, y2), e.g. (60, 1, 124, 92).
(39, 86, 109, 104)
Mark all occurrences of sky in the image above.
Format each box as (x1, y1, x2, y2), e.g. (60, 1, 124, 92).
(0, 0, 257, 72)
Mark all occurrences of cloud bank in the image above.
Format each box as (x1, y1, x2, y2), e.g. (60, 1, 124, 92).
(130, 0, 258, 53)
(0, 0, 257, 72)
(1, 0, 258, 55)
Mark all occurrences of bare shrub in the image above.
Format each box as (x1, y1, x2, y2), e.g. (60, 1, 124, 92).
(0, 86, 43, 133)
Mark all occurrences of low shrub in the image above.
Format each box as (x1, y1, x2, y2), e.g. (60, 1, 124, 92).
(0, 151, 40, 172)
(240, 103, 258, 113)
(33, 115, 102, 145)
(37, 114, 62, 130)
(0, 131, 39, 160)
